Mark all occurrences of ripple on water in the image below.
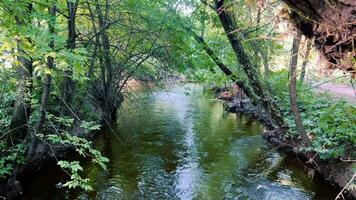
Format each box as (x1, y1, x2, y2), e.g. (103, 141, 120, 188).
(96, 185, 122, 200)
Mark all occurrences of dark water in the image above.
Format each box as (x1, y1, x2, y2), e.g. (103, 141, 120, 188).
(24, 84, 338, 199)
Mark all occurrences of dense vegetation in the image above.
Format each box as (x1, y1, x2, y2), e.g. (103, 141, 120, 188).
(0, 0, 355, 198)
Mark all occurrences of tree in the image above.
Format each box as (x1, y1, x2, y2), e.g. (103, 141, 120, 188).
(213, 0, 286, 130)
(8, 2, 33, 144)
(289, 32, 310, 146)
(184, 27, 276, 129)
(37, 4, 56, 132)
(61, 0, 78, 115)
(299, 38, 312, 82)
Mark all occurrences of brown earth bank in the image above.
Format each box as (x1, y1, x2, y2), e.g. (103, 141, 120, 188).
(214, 87, 356, 199)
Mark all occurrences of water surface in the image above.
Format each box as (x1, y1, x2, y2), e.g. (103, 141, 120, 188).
(24, 84, 338, 199)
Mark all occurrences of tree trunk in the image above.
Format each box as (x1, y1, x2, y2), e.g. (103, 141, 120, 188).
(299, 39, 312, 82)
(9, 51, 32, 144)
(37, 5, 56, 132)
(95, 0, 113, 96)
(187, 29, 260, 103)
(256, 7, 261, 24)
(289, 33, 310, 146)
(86, 0, 99, 79)
(214, 0, 286, 130)
(62, 0, 78, 114)
(94, 0, 117, 122)
(8, 3, 33, 144)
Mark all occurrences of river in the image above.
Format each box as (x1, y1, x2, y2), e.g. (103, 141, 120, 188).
(23, 84, 338, 199)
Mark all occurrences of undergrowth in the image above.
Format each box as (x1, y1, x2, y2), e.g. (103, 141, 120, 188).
(269, 70, 356, 160)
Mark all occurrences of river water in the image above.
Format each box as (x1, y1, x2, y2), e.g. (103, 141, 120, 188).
(24, 84, 338, 199)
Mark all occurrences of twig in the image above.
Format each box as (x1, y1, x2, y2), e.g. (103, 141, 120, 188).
(305, 75, 349, 91)
(340, 158, 356, 163)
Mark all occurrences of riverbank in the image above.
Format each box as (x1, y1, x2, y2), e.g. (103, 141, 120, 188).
(215, 87, 356, 199)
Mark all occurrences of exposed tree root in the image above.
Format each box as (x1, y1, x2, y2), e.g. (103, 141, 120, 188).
(282, 0, 356, 76)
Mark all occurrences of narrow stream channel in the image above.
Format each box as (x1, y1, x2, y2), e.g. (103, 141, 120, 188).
(24, 84, 338, 199)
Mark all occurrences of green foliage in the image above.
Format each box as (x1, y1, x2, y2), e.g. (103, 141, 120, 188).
(269, 70, 356, 159)
(43, 132, 109, 191)
(0, 69, 22, 178)
(308, 100, 356, 159)
(57, 161, 92, 191)
(0, 143, 26, 178)
(80, 121, 101, 133)
(48, 114, 74, 128)
(46, 132, 109, 168)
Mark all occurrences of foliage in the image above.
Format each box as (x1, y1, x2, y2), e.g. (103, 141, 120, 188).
(269, 70, 356, 159)
(41, 131, 109, 191)
(0, 143, 26, 178)
(57, 161, 92, 191)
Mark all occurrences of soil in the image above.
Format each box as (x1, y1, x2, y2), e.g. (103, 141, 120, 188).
(313, 82, 356, 104)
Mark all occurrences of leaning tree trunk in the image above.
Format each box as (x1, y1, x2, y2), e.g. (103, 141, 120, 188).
(214, 0, 286, 130)
(9, 46, 32, 145)
(185, 27, 260, 106)
(289, 33, 310, 147)
(186, 29, 276, 130)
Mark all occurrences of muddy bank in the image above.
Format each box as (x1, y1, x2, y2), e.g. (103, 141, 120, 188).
(214, 87, 356, 199)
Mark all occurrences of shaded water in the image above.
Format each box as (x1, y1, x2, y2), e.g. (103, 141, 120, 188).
(24, 84, 338, 199)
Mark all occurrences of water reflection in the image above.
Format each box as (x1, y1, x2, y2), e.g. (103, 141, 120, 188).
(23, 84, 338, 200)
